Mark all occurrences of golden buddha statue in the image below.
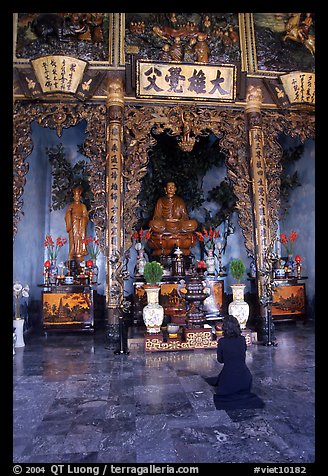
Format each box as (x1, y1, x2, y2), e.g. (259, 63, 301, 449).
(148, 181, 198, 256)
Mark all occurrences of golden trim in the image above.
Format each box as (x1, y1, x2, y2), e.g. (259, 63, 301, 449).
(118, 13, 125, 66)
(238, 13, 248, 72)
(13, 13, 18, 63)
(245, 13, 257, 72)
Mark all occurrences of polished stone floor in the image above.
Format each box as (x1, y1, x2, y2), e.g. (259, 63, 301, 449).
(13, 321, 315, 465)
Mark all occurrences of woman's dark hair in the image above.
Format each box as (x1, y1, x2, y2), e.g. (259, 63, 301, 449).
(222, 314, 241, 338)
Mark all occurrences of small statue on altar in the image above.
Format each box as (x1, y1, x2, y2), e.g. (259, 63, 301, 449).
(149, 182, 197, 234)
(65, 185, 89, 263)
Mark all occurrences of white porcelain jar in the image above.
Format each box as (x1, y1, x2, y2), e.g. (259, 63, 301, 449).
(143, 286, 164, 334)
(228, 284, 249, 329)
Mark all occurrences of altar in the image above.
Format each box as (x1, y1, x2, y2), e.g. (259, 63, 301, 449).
(132, 274, 255, 351)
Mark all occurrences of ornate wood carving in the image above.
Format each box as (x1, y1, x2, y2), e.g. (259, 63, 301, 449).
(13, 102, 107, 247)
(106, 77, 124, 311)
(123, 104, 253, 253)
(123, 106, 157, 240)
(13, 103, 33, 239)
(261, 110, 315, 143)
(260, 108, 315, 251)
(123, 105, 314, 264)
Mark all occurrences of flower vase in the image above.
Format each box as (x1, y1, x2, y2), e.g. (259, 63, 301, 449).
(228, 284, 249, 330)
(91, 261, 99, 285)
(286, 254, 294, 278)
(136, 249, 147, 276)
(143, 286, 164, 334)
(205, 249, 216, 275)
(13, 318, 25, 348)
(49, 259, 58, 285)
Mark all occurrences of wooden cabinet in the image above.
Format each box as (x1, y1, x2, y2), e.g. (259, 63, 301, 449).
(271, 279, 307, 321)
(41, 285, 94, 331)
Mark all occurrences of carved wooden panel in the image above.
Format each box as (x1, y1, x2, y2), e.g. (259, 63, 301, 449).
(13, 102, 107, 249)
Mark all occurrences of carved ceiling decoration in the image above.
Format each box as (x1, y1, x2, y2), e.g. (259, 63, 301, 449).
(13, 102, 107, 248)
(125, 13, 241, 66)
(261, 110, 315, 143)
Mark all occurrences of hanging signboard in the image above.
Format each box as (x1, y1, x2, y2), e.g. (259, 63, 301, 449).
(279, 71, 315, 106)
(31, 55, 87, 94)
(137, 60, 236, 102)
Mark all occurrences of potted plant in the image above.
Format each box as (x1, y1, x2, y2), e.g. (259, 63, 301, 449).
(229, 258, 246, 283)
(228, 258, 249, 329)
(143, 261, 164, 286)
(142, 261, 164, 334)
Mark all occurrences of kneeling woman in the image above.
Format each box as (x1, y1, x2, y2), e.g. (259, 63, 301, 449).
(207, 315, 265, 410)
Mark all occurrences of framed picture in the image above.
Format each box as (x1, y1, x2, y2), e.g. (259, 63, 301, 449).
(272, 283, 306, 319)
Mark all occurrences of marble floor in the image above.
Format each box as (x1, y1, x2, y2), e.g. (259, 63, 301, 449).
(13, 321, 315, 465)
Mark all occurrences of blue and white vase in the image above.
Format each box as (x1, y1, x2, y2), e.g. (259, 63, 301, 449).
(49, 259, 58, 285)
(206, 249, 216, 275)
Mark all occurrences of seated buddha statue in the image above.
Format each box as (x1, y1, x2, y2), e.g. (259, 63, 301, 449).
(148, 182, 198, 256)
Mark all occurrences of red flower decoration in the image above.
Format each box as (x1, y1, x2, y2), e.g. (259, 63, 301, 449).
(295, 255, 302, 263)
(195, 227, 220, 249)
(44, 234, 67, 260)
(132, 228, 151, 247)
(44, 260, 51, 268)
(197, 260, 207, 269)
(86, 259, 94, 267)
(279, 230, 297, 256)
(82, 235, 100, 260)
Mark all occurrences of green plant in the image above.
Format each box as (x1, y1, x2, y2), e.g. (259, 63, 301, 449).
(229, 258, 246, 283)
(46, 143, 93, 211)
(143, 261, 164, 285)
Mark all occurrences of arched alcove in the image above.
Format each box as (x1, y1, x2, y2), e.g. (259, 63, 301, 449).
(13, 101, 107, 325)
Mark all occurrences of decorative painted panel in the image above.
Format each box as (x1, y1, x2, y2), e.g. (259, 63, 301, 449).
(125, 13, 242, 66)
(14, 13, 112, 64)
(252, 13, 315, 74)
(42, 289, 94, 330)
(272, 283, 306, 318)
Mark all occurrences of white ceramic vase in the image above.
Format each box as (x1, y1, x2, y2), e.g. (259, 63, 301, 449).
(206, 249, 216, 275)
(228, 284, 249, 330)
(143, 286, 164, 334)
(136, 249, 147, 276)
(13, 318, 25, 348)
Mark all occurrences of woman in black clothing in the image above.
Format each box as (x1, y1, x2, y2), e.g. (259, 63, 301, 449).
(206, 315, 265, 410)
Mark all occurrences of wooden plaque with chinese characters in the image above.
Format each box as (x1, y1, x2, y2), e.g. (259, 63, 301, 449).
(137, 60, 236, 102)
